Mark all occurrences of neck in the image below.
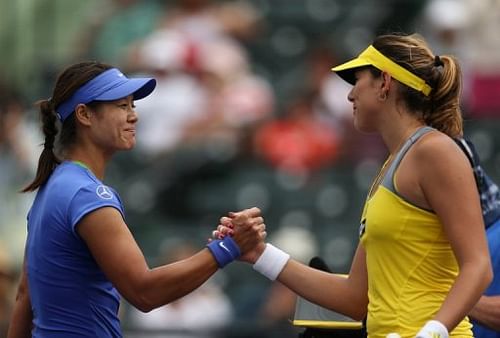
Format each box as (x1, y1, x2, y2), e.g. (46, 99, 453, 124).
(66, 148, 109, 180)
(381, 118, 425, 156)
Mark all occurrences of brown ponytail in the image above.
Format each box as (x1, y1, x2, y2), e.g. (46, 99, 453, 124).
(428, 55, 463, 137)
(21, 61, 113, 192)
(372, 33, 463, 138)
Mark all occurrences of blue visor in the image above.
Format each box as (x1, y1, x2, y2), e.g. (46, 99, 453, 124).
(55, 68, 156, 121)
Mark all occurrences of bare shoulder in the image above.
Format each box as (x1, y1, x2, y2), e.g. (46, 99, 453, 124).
(408, 130, 479, 214)
(411, 130, 468, 170)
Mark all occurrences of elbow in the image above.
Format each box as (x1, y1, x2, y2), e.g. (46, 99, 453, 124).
(480, 255, 493, 290)
(485, 265, 493, 290)
(350, 311, 367, 322)
(466, 254, 493, 294)
(130, 281, 167, 313)
(344, 296, 368, 322)
(123, 275, 158, 313)
(133, 297, 156, 313)
(125, 280, 178, 313)
(324, 301, 366, 322)
(123, 270, 189, 312)
(349, 304, 368, 322)
(463, 253, 493, 291)
(128, 286, 158, 313)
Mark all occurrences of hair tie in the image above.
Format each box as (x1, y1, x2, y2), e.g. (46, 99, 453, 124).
(45, 98, 55, 110)
(434, 55, 444, 67)
(44, 142, 54, 150)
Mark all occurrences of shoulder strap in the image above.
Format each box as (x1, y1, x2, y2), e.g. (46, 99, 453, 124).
(453, 137, 483, 189)
(381, 126, 434, 192)
(453, 137, 500, 228)
(454, 138, 476, 168)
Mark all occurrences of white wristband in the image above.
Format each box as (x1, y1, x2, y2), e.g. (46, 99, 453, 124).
(386, 334, 401, 338)
(253, 243, 290, 280)
(416, 320, 449, 338)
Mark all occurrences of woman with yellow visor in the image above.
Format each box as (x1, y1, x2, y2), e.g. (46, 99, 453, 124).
(215, 33, 493, 338)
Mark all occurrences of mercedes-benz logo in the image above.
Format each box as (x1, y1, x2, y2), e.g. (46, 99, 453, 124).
(96, 185, 114, 200)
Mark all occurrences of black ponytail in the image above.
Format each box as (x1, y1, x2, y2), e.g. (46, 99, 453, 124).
(21, 99, 61, 192)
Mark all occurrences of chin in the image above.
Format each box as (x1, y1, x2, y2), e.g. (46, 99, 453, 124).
(354, 121, 377, 134)
(120, 142, 136, 151)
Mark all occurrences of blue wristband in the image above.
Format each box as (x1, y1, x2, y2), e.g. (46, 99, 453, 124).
(207, 236, 241, 268)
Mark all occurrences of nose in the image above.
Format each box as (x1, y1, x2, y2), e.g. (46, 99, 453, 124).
(128, 107, 139, 123)
(347, 87, 354, 102)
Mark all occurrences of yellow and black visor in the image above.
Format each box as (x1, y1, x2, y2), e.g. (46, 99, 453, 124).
(331, 45, 432, 96)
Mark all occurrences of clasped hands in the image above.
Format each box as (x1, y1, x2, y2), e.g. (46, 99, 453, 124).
(211, 207, 267, 263)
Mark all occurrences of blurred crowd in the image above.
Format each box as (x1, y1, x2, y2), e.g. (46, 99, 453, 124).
(1, 0, 500, 336)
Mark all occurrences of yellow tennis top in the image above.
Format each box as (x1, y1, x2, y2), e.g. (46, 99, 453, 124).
(359, 127, 472, 338)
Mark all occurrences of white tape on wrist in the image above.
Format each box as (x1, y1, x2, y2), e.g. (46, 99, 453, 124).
(253, 243, 290, 280)
(416, 320, 449, 338)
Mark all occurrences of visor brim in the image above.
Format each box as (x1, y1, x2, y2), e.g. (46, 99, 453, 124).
(94, 78, 157, 101)
(331, 58, 371, 85)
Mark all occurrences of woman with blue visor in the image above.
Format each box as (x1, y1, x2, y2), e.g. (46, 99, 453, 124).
(7, 61, 266, 337)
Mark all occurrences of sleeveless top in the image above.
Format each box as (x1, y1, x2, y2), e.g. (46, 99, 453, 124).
(359, 127, 472, 338)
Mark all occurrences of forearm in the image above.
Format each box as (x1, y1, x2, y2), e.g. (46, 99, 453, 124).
(130, 249, 219, 312)
(434, 259, 492, 331)
(469, 295, 500, 331)
(278, 259, 367, 320)
(7, 293, 33, 338)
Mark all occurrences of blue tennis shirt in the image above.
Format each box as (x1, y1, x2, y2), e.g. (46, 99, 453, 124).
(26, 161, 124, 337)
(460, 138, 500, 338)
(472, 219, 500, 338)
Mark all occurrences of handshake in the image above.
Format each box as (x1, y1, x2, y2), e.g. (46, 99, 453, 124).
(206, 207, 290, 280)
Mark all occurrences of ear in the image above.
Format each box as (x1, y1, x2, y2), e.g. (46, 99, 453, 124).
(377, 71, 392, 101)
(74, 103, 93, 127)
(380, 71, 392, 92)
